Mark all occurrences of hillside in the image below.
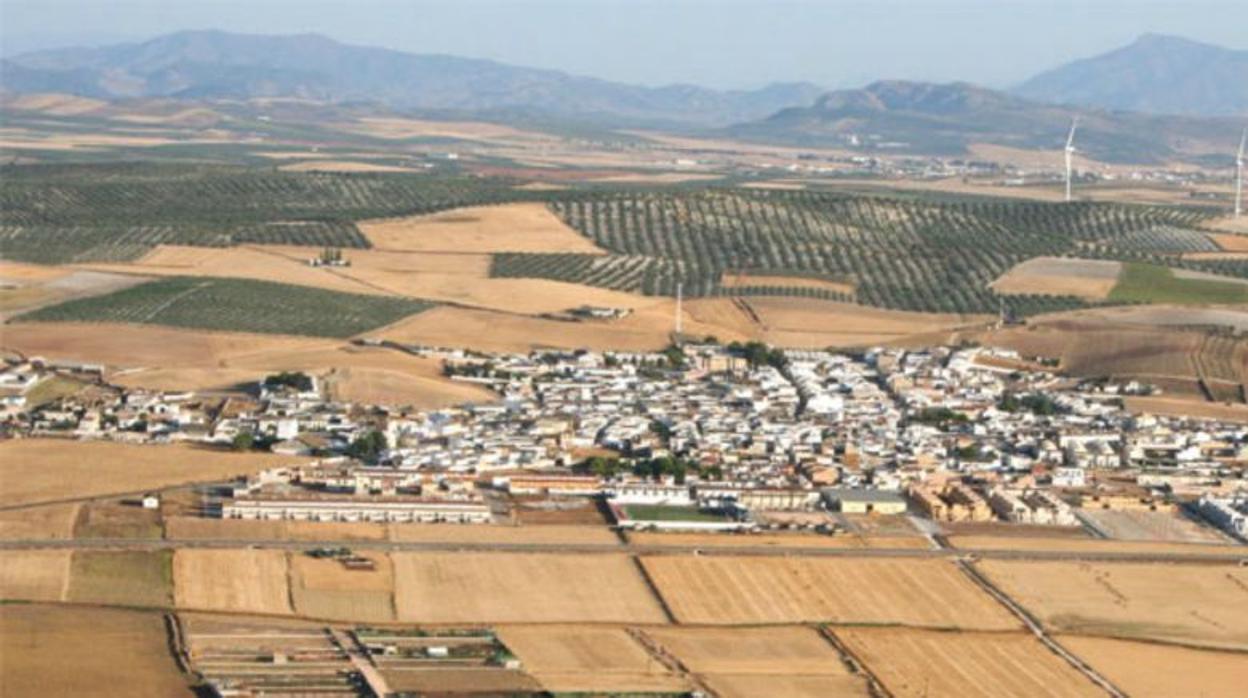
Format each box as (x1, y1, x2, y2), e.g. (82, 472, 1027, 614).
(1015, 34, 1248, 117)
(728, 80, 1242, 164)
(0, 30, 822, 128)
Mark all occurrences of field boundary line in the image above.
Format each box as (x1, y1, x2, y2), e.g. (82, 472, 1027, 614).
(628, 627, 716, 697)
(956, 559, 1126, 698)
(630, 556, 676, 624)
(817, 625, 893, 698)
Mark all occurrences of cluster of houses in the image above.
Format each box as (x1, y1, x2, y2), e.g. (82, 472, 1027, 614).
(3, 342, 1246, 539)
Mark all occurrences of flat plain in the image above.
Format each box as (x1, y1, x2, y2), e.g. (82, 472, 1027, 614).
(173, 549, 293, 616)
(977, 560, 1248, 649)
(1060, 635, 1248, 698)
(0, 438, 299, 507)
(0, 605, 191, 697)
(836, 627, 1104, 698)
(391, 552, 669, 624)
(497, 625, 689, 694)
(289, 550, 395, 622)
(359, 203, 606, 254)
(645, 625, 853, 675)
(639, 556, 1019, 628)
(0, 549, 70, 602)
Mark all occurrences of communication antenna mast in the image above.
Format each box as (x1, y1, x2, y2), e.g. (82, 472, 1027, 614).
(1235, 127, 1246, 218)
(1064, 117, 1079, 203)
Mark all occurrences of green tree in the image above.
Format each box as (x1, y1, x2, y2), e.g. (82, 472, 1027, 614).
(232, 431, 255, 452)
(347, 430, 388, 462)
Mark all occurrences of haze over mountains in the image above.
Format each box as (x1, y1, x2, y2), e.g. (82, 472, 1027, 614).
(1014, 34, 1248, 116)
(0, 30, 822, 128)
(2, 30, 1245, 163)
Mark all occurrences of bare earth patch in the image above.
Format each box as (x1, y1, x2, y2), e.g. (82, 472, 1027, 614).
(720, 270, 855, 295)
(0, 439, 300, 508)
(173, 549, 292, 616)
(0, 550, 71, 601)
(0, 604, 192, 697)
(360, 203, 606, 254)
(990, 257, 1122, 300)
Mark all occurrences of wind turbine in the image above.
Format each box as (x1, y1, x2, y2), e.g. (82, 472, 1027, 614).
(1236, 127, 1245, 218)
(1064, 117, 1078, 203)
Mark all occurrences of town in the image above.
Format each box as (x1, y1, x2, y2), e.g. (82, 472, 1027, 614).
(4, 340, 1245, 542)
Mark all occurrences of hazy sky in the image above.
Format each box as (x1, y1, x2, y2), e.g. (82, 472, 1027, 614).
(3, 0, 1245, 90)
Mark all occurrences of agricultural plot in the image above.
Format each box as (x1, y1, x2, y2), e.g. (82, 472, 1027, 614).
(1079, 509, 1227, 543)
(976, 560, 1248, 649)
(65, 550, 173, 608)
(835, 627, 1103, 698)
(359, 202, 606, 254)
(0, 550, 70, 602)
(645, 625, 853, 676)
(18, 276, 435, 338)
(497, 625, 689, 694)
(289, 551, 395, 622)
(704, 674, 869, 698)
(1060, 635, 1248, 698)
(1108, 263, 1248, 305)
(0, 439, 297, 508)
(0, 163, 522, 263)
(489, 190, 1226, 315)
(0, 502, 79, 540)
(948, 534, 1244, 558)
(391, 552, 669, 624)
(0, 605, 192, 697)
(639, 556, 1018, 629)
(172, 549, 293, 616)
(989, 257, 1122, 299)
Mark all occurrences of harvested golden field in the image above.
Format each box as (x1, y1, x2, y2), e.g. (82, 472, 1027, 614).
(360, 203, 605, 255)
(1061, 635, 1248, 698)
(165, 516, 388, 542)
(0, 550, 70, 601)
(720, 270, 855, 295)
(391, 553, 668, 624)
(497, 625, 688, 694)
(1, 323, 493, 407)
(640, 557, 1017, 629)
(1207, 220, 1248, 236)
(626, 531, 928, 550)
(279, 159, 423, 173)
(836, 627, 1102, 698)
(341, 116, 556, 142)
(990, 257, 1122, 299)
(66, 550, 173, 608)
(704, 674, 868, 698)
(0, 604, 192, 697)
(949, 534, 1244, 557)
(173, 549, 292, 616)
(382, 668, 542, 694)
(0, 439, 298, 507)
(388, 524, 619, 546)
(977, 560, 1248, 649)
(745, 297, 988, 348)
(645, 625, 852, 675)
(289, 551, 394, 622)
(81, 244, 382, 295)
(381, 305, 669, 352)
(0, 502, 79, 540)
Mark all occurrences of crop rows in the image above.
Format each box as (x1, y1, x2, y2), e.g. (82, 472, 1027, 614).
(19, 276, 436, 338)
(495, 189, 1224, 314)
(0, 163, 525, 263)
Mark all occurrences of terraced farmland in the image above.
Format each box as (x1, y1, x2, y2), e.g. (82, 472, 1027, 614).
(490, 189, 1227, 314)
(17, 276, 435, 337)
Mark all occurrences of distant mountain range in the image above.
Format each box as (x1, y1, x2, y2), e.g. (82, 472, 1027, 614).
(2, 30, 1244, 163)
(1014, 34, 1248, 116)
(725, 80, 1241, 164)
(0, 30, 822, 128)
